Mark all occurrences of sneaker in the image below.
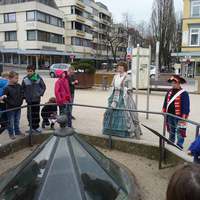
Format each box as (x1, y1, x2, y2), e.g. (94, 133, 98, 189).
(50, 123, 55, 130)
(16, 132, 25, 137)
(72, 116, 76, 120)
(9, 135, 16, 140)
(34, 128, 42, 134)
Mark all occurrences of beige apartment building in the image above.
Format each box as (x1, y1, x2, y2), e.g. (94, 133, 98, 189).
(0, 0, 125, 69)
(0, 0, 66, 69)
(55, 0, 113, 63)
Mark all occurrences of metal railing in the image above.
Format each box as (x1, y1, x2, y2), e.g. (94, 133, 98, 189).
(0, 103, 199, 169)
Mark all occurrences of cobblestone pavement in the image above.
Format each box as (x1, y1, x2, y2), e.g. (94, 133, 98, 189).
(0, 74, 199, 152)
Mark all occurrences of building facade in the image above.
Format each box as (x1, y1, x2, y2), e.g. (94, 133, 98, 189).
(55, 0, 115, 63)
(172, 0, 200, 77)
(0, 0, 124, 69)
(0, 0, 66, 69)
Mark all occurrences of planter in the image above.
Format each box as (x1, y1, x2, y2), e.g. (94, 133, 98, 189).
(75, 72, 95, 89)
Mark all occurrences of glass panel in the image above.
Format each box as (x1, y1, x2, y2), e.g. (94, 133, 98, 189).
(191, 33, 199, 45)
(5, 31, 17, 41)
(0, 137, 57, 200)
(26, 11, 35, 21)
(20, 55, 27, 64)
(4, 13, 16, 23)
(192, 1, 200, 16)
(70, 137, 126, 200)
(37, 138, 82, 200)
(27, 30, 36, 41)
(37, 11, 46, 23)
(74, 135, 127, 192)
(50, 16, 58, 26)
(13, 54, 18, 64)
(196, 62, 200, 76)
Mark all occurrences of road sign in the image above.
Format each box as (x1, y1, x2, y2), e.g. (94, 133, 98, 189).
(127, 47, 132, 55)
(70, 55, 75, 59)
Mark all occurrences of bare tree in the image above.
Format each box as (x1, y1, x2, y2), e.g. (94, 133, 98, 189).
(151, 0, 176, 69)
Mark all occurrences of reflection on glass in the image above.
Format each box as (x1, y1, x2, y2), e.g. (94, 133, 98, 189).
(0, 137, 56, 200)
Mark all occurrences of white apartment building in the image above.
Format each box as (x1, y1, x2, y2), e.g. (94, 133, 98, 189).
(55, 0, 113, 63)
(0, 0, 66, 69)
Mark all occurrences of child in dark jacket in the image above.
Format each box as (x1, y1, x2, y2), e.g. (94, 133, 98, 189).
(3, 71, 24, 140)
(22, 65, 46, 133)
(41, 97, 57, 129)
(188, 135, 200, 164)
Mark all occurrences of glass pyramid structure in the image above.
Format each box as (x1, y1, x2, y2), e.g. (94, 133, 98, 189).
(0, 116, 136, 200)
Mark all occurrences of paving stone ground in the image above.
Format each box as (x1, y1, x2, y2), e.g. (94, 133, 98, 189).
(0, 74, 199, 153)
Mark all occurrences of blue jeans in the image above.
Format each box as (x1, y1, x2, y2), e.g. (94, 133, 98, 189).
(7, 109, 21, 136)
(59, 104, 72, 128)
(167, 116, 185, 149)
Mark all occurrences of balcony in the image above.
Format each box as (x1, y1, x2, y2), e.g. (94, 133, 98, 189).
(76, 0, 85, 10)
(76, 30, 86, 37)
(76, 15, 86, 23)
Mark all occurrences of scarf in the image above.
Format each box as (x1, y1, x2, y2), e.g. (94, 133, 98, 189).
(29, 73, 39, 81)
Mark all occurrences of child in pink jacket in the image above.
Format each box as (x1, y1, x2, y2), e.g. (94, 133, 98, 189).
(54, 69, 72, 127)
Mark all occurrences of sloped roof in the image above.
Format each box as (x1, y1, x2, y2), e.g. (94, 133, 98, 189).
(0, 118, 132, 200)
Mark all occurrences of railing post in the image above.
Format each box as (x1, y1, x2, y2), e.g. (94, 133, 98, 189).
(28, 105, 33, 146)
(159, 137, 163, 170)
(162, 115, 167, 163)
(195, 125, 200, 139)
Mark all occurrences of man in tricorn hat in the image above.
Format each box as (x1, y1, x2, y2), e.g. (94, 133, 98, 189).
(162, 75, 190, 149)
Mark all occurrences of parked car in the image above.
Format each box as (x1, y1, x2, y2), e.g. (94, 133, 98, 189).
(49, 63, 71, 78)
(127, 65, 157, 79)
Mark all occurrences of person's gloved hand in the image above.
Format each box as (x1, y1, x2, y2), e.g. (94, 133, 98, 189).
(111, 102, 117, 108)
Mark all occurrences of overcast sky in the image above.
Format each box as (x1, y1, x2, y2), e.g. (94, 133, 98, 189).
(99, 0, 183, 23)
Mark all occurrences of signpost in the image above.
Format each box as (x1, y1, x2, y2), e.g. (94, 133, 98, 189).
(70, 55, 75, 63)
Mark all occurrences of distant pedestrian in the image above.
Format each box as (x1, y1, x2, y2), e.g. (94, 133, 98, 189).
(167, 164, 200, 200)
(162, 75, 190, 149)
(22, 65, 46, 134)
(41, 97, 57, 129)
(68, 66, 78, 120)
(0, 72, 9, 134)
(188, 135, 200, 164)
(54, 69, 72, 127)
(3, 71, 24, 140)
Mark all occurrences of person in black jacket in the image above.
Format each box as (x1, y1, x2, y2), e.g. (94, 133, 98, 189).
(3, 71, 24, 140)
(68, 66, 78, 120)
(41, 97, 57, 129)
(22, 65, 46, 134)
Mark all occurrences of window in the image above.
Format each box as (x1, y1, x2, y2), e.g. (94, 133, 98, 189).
(196, 62, 200, 76)
(4, 12, 16, 23)
(31, 30, 63, 44)
(4, 54, 12, 63)
(191, 1, 200, 17)
(190, 28, 200, 46)
(71, 37, 91, 47)
(5, 31, 17, 41)
(26, 10, 63, 27)
(27, 30, 37, 40)
(37, 11, 46, 23)
(26, 11, 35, 21)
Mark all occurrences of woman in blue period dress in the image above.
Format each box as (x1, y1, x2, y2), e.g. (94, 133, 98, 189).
(103, 62, 142, 139)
